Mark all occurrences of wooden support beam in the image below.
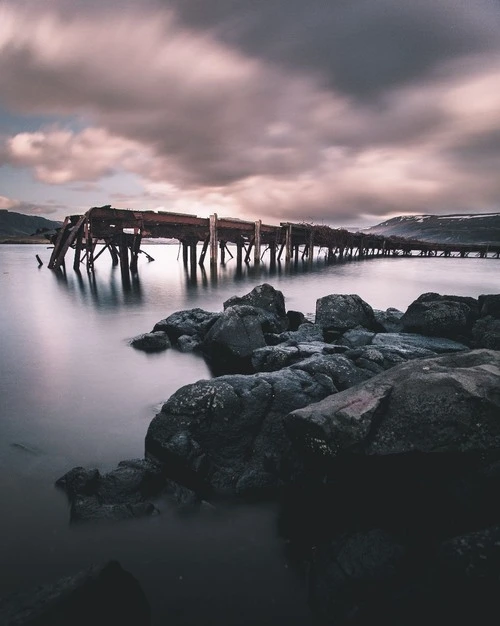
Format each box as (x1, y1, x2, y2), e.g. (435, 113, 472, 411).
(182, 241, 189, 266)
(108, 242, 119, 265)
(236, 238, 243, 268)
(73, 224, 84, 271)
(308, 230, 314, 266)
(48, 216, 71, 269)
(119, 233, 129, 275)
(190, 242, 197, 268)
(199, 235, 210, 266)
(130, 233, 142, 272)
(220, 240, 226, 264)
(277, 240, 286, 261)
(245, 238, 254, 263)
(209, 213, 218, 266)
(254, 220, 261, 265)
(285, 224, 292, 264)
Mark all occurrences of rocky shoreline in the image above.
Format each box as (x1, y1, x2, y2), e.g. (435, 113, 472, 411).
(5, 285, 500, 625)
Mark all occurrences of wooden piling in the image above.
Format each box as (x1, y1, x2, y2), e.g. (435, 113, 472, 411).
(254, 220, 261, 265)
(209, 213, 218, 267)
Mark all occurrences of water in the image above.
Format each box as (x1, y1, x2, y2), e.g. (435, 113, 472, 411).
(0, 243, 498, 624)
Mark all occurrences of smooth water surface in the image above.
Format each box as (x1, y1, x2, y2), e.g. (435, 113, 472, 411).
(0, 243, 498, 624)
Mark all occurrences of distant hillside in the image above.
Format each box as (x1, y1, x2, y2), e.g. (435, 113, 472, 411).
(0, 210, 62, 237)
(365, 213, 500, 245)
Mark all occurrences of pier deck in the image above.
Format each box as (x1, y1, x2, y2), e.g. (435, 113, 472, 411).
(47, 205, 500, 273)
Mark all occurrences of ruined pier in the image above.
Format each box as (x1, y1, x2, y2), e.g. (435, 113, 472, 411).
(48, 205, 500, 274)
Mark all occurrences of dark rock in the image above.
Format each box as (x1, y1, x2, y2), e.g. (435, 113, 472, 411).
(285, 349, 500, 461)
(287, 310, 308, 331)
(478, 294, 500, 319)
(202, 305, 267, 373)
(145, 365, 340, 496)
(176, 334, 201, 352)
(472, 316, 500, 349)
(153, 308, 220, 343)
(315, 294, 380, 332)
(373, 307, 404, 333)
(130, 331, 171, 353)
(337, 328, 375, 348)
(278, 323, 324, 344)
(401, 293, 478, 339)
(0, 560, 151, 626)
(56, 459, 164, 523)
(308, 530, 407, 625)
(289, 354, 369, 391)
(251, 342, 324, 372)
(372, 332, 469, 354)
(223, 283, 288, 331)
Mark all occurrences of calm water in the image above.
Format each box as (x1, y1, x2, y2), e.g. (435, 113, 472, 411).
(0, 243, 498, 624)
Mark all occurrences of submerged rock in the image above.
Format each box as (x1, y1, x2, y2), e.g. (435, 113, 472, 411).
(130, 331, 171, 353)
(0, 561, 151, 626)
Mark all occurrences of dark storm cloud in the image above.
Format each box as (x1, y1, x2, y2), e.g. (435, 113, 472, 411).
(165, 0, 500, 97)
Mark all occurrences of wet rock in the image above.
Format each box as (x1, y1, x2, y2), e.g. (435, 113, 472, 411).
(287, 310, 308, 331)
(472, 316, 500, 350)
(56, 459, 164, 523)
(0, 560, 151, 626)
(153, 308, 220, 345)
(401, 293, 478, 339)
(130, 331, 171, 353)
(373, 307, 404, 333)
(315, 294, 380, 332)
(277, 323, 324, 344)
(478, 294, 500, 319)
(202, 305, 267, 373)
(372, 332, 469, 354)
(285, 349, 500, 461)
(145, 364, 341, 496)
(223, 283, 288, 332)
(337, 328, 375, 348)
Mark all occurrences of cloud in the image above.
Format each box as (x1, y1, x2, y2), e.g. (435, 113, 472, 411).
(0, 1, 499, 226)
(0, 194, 63, 215)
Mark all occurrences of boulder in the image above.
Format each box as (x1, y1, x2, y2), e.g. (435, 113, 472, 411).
(315, 294, 379, 332)
(201, 305, 267, 373)
(251, 343, 325, 372)
(371, 332, 469, 354)
(0, 561, 150, 626)
(130, 331, 171, 353)
(153, 308, 220, 347)
(337, 328, 375, 348)
(286, 310, 308, 331)
(373, 307, 404, 333)
(478, 294, 500, 319)
(223, 283, 288, 331)
(145, 363, 343, 496)
(56, 459, 165, 523)
(400, 293, 478, 339)
(308, 530, 407, 625)
(285, 349, 500, 460)
(472, 316, 500, 349)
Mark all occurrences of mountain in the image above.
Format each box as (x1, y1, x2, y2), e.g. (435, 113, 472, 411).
(364, 213, 500, 245)
(0, 210, 62, 238)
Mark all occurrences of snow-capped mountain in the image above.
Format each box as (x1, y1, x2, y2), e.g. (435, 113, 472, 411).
(364, 213, 500, 245)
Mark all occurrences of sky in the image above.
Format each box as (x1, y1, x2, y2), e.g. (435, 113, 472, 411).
(1, 0, 500, 228)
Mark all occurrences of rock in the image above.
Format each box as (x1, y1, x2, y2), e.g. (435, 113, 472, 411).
(176, 334, 201, 352)
(0, 560, 151, 626)
(223, 283, 288, 331)
(400, 293, 478, 339)
(373, 307, 404, 333)
(372, 332, 469, 354)
(478, 294, 500, 319)
(472, 316, 500, 349)
(201, 305, 267, 373)
(278, 323, 325, 344)
(337, 328, 375, 348)
(289, 354, 369, 391)
(315, 294, 379, 332)
(153, 308, 220, 344)
(251, 342, 324, 372)
(285, 349, 500, 461)
(130, 331, 171, 353)
(287, 310, 308, 331)
(56, 459, 165, 523)
(308, 530, 406, 625)
(145, 364, 342, 496)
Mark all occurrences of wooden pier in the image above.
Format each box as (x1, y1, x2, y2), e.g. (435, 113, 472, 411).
(47, 205, 500, 273)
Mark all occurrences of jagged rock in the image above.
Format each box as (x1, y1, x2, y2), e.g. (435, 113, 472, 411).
(478, 294, 500, 319)
(400, 293, 478, 339)
(337, 328, 375, 348)
(252, 342, 324, 372)
(56, 459, 164, 523)
(289, 355, 369, 391)
(315, 294, 380, 332)
(145, 364, 343, 496)
(285, 349, 500, 461)
(153, 308, 220, 344)
(0, 561, 151, 626)
(287, 310, 308, 331)
(373, 307, 404, 333)
(472, 316, 500, 349)
(130, 331, 171, 353)
(223, 283, 288, 332)
(278, 323, 325, 344)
